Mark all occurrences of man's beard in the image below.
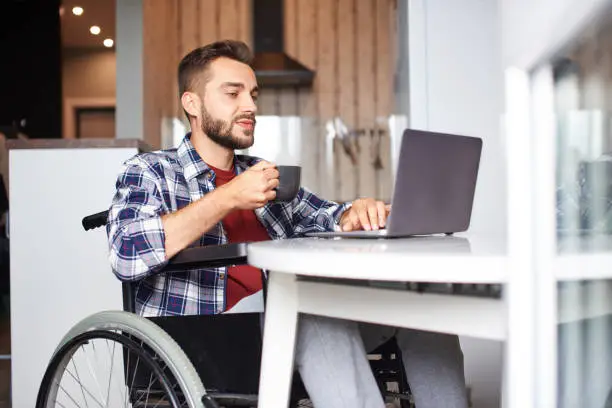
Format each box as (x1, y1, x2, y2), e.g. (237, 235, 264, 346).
(200, 106, 255, 150)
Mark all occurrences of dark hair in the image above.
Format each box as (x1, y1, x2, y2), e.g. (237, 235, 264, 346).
(178, 40, 253, 97)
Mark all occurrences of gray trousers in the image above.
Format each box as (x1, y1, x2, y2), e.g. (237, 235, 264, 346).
(295, 315, 468, 408)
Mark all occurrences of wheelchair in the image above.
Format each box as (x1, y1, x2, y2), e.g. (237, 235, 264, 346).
(35, 210, 414, 408)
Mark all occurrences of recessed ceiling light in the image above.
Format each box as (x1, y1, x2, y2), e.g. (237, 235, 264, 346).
(103, 38, 114, 48)
(72, 6, 83, 16)
(90, 26, 101, 35)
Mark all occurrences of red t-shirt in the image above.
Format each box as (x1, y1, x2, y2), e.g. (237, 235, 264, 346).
(208, 164, 270, 311)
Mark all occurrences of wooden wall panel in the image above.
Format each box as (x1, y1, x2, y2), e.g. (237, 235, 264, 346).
(315, 0, 337, 198)
(376, 0, 395, 201)
(179, 0, 199, 57)
(279, 0, 397, 201)
(237, 0, 253, 47)
(284, 0, 298, 57)
(177, 0, 198, 118)
(144, 0, 397, 202)
(219, 0, 240, 40)
(356, 0, 377, 199)
(279, 0, 300, 119)
(256, 90, 278, 115)
(336, 0, 358, 201)
(167, 0, 179, 124)
(143, 0, 179, 149)
(199, 0, 219, 46)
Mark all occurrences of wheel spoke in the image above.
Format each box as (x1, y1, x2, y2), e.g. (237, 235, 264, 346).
(128, 354, 141, 405)
(144, 372, 155, 408)
(150, 394, 169, 408)
(86, 341, 107, 404)
(130, 372, 156, 407)
(53, 399, 68, 408)
(71, 348, 90, 408)
(123, 346, 131, 408)
(104, 339, 116, 407)
(41, 330, 183, 408)
(57, 380, 88, 408)
(62, 369, 105, 408)
(108, 338, 129, 406)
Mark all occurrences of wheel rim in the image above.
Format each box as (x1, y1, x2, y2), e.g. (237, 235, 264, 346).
(37, 330, 185, 408)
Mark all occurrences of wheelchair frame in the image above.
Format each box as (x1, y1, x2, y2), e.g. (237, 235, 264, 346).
(35, 210, 413, 408)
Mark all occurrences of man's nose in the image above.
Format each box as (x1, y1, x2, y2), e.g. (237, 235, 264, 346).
(241, 94, 257, 114)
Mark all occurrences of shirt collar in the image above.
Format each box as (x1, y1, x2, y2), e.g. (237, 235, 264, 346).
(177, 133, 256, 181)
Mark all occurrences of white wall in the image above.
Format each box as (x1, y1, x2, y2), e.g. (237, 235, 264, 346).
(9, 147, 138, 407)
(408, 1, 505, 406)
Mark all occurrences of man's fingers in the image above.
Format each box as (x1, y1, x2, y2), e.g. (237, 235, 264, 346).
(263, 167, 279, 180)
(342, 198, 391, 231)
(341, 218, 352, 231)
(266, 178, 280, 191)
(357, 207, 371, 231)
(341, 211, 359, 231)
(340, 213, 352, 231)
(252, 160, 275, 170)
(264, 190, 276, 202)
(376, 201, 387, 228)
(250, 161, 268, 170)
(367, 203, 379, 230)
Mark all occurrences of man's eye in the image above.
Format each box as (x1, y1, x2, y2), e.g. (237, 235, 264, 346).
(252, 95, 259, 102)
(227, 92, 238, 97)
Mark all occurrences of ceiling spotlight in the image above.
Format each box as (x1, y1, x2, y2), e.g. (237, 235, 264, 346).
(90, 26, 101, 35)
(72, 6, 83, 16)
(103, 38, 114, 48)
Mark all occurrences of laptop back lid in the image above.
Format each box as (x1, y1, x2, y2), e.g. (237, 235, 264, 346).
(387, 129, 482, 235)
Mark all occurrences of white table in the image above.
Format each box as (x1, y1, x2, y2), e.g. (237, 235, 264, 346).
(248, 234, 509, 408)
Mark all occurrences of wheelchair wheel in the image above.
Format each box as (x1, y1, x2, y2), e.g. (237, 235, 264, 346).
(36, 311, 212, 408)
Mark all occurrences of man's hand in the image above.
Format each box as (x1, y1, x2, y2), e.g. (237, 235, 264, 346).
(339, 198, 391, 231)
(221, 161, 279, 210)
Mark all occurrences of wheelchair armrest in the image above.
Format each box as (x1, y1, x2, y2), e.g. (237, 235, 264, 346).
(164, 242, 248, 272)
(123, 243, 257, 313)
(82, 210, 249, 270)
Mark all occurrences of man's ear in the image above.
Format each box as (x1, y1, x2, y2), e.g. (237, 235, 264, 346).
(181, 92, 201, 118)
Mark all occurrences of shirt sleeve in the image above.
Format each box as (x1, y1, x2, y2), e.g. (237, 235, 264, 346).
(106, 157, 168, 282)
(290, 187, 352, 235)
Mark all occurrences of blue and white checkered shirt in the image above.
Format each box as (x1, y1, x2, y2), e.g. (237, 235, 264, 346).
(107, 134, 348, 317)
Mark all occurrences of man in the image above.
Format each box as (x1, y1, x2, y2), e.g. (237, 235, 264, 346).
(107, 40, 467, 408)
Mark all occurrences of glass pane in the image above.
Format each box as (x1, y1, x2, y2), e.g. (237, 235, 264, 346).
(557, 281, 612, 407)
(553, 8, 612, 408)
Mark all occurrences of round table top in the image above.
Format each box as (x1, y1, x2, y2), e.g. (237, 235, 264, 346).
(247, 234, 507, 283)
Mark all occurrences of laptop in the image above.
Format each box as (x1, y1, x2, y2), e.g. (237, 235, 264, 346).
(306, 129, 482, 238)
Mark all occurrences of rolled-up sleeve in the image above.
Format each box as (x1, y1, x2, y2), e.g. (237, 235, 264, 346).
(291, 187, 351, 235)
(106, 158, 168, 281)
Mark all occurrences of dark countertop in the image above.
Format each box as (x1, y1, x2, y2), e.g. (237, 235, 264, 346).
(6, 138, 151, 151)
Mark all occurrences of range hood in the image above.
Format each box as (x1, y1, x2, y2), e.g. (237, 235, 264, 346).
(252, 0, 315, 87)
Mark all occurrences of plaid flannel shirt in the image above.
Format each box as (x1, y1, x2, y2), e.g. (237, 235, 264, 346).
(107, 134, 349, 317)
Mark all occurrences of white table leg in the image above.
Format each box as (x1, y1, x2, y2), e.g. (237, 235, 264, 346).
(258, 272, 299, 408)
